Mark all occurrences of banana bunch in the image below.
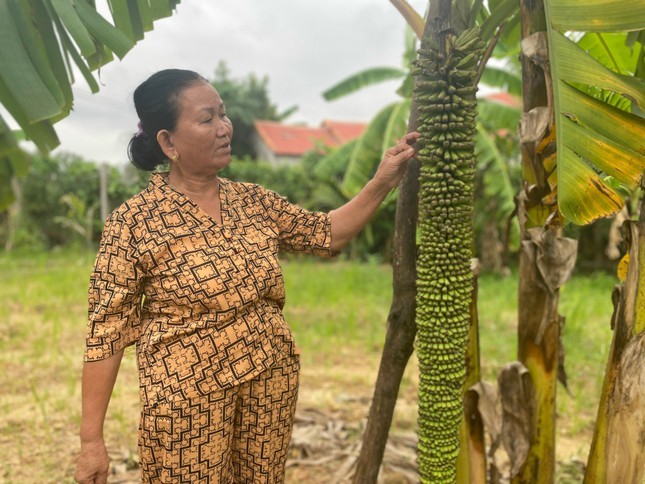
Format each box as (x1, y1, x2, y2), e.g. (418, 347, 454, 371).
(412, 27, 485, 483)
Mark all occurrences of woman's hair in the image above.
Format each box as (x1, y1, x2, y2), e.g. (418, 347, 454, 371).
(127, 69, 208, 171)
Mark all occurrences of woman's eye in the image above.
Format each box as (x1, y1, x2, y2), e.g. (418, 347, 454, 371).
(202, 118, 212, 124)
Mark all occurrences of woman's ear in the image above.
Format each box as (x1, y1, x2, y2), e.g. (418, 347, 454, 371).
(157, 129, 176, 161)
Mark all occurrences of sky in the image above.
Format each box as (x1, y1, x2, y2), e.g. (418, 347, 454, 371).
(47, 0, 429, 165)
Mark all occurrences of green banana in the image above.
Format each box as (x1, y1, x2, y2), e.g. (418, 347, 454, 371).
(412, 27, 484, 483)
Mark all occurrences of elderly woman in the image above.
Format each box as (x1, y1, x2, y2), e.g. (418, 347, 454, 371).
(75, 69, 418, 483)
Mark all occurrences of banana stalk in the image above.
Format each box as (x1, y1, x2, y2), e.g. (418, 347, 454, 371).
(413, 27, 484, 482)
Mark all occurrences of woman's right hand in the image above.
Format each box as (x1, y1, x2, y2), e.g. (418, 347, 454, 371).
(76, 354, 125, 482)
(74, 439, 109, 484)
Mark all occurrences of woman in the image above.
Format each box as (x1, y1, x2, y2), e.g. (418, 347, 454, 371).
(75, 69, 418, 483)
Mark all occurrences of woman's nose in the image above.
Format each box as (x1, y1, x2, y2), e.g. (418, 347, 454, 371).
(216, 121, 231, 136)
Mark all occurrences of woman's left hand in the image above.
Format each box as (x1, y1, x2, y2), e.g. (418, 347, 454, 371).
(373, 131, 420, 191)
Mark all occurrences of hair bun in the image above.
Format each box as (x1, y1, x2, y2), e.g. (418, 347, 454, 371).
(128, 69, 207, 171)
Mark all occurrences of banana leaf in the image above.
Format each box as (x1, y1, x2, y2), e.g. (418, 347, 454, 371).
(545, 0, 645, 225)
(342, 100, 409, 198)
(0, 0, 182, 210)
(479, 66, 522, 96)
(323, 67, 407, 101)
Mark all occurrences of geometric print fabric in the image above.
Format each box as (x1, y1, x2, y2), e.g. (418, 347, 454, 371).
(84, 172, 332, 481)
(139, 339, 300, 483)
(85, 172, 331, 401)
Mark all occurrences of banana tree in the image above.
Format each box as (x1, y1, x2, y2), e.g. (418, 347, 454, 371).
(497, 0, 644, 480)
(322, 27, 417, 200)
(0, 0, 181, 208)
(320, 0, 522, 479)
(541, 0, 645, 481)
(500, 0, 578, 481)
(352, 0, 642, 482)
(318, 26, 522, 266)
(358, 0, 642, 482)
(348, 0, 523, 480)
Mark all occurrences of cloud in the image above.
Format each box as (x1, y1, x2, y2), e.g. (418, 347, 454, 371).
(51, 0, 427, 165)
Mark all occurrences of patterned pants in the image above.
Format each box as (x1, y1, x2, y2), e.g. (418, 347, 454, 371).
(139, 352, 300, 483)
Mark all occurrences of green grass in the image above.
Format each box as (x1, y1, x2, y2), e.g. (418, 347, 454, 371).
(283, 259, 393, 354)
(0, 250, 617, 482)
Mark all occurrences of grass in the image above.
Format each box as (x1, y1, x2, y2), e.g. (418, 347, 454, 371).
(283, 258, 393, 353)
(0, 250, 616, 482)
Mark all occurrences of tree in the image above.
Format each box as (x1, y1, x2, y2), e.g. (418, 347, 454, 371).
(541, 0, 645, 481)
(352, 0, 644, 482)
(499, 0, 645, 481)
(504, 1, 578, 478)
(319, 23, 522, 265)
(210, 61, 296, 159)
(0, 0, 181, 208)
(350, 0, 520, 480)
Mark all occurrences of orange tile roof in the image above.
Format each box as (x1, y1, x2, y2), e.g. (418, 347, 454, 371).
(254, 120, 366, 157)
(322, 120, 367, 145)
(483, 91, 521, 108)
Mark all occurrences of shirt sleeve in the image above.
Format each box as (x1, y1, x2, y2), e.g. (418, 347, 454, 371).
(84, 211, 144, 361)
(257, 186, 333, 257)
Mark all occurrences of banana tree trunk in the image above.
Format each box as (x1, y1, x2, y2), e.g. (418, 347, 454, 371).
(510, 0, 577, 481)
(456, 260, 486, 484)
(584, 202, 645, 483)
(512, 225, 576, 482)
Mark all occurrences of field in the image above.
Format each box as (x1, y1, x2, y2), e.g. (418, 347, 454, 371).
(0, 250, 616, 483)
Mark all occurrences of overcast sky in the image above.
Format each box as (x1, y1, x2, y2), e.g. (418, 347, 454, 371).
(48, 0, 428, 165)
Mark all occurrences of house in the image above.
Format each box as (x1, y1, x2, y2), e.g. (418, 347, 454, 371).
(253, 120, 367, 165)
(481, 91, 522, 137)
(483, 91, 521, 108)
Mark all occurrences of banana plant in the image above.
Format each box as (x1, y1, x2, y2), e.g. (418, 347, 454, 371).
(0, 0, 181, 208)
(541, 0, 645, 482)
(343, 0, 521, 480)
(357, 2, 643, 482)
(321, 27, 417, 200)
(547, 35, 644, 224)
(502, 0, 644, 481)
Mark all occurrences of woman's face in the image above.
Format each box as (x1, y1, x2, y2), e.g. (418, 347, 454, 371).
(163, 81, 234, 176)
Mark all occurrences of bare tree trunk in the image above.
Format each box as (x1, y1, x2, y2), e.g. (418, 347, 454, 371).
(352, 6, 437, 483)
(99, 162, 109, 222)
(480, 214, 504, 273)
(351, 55, 422, 484)
(4, 177, 23, 251)
(351, 121, 419, 484)
(584, 200, 645, 483)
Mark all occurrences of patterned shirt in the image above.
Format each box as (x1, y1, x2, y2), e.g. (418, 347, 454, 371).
(85, 173, 332, 406)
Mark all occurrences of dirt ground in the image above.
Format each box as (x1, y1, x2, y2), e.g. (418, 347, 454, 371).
(101, 351, 589, 483)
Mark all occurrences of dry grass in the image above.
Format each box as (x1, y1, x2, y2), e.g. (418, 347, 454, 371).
(0, 251, 615, 482)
